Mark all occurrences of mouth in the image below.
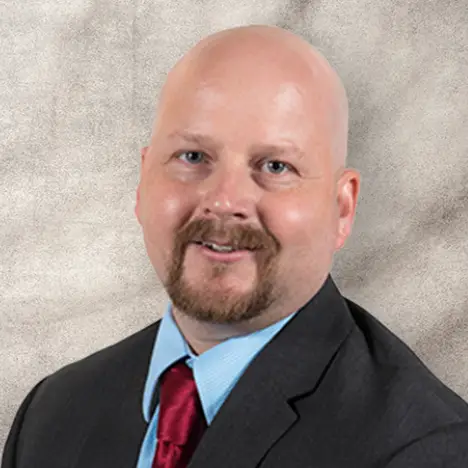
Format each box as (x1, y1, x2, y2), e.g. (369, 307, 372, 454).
(192, 240, 246, 253)
(190, 241, 253, 263)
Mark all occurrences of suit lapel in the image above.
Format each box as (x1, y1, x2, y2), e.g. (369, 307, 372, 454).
(188, 275, 355, 468)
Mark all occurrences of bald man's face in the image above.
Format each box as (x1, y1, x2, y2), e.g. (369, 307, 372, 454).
(135, 52, 359, 325)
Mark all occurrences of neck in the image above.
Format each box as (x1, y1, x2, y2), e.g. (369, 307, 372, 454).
(170, 273, 330, 355)
(171, 301, 295, 355)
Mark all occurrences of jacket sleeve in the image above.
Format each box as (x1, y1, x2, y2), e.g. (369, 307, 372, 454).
(1, 379, 47, 468)
(383, 421, 468, 468)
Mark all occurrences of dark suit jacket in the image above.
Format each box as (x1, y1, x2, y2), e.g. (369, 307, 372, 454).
(3, 275, 468, 467)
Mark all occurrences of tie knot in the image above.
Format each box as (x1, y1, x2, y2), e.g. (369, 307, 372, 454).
(157, 360, 206, 446)
(164, 361, 195, 388)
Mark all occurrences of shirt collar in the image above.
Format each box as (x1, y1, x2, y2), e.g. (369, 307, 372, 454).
(189, 311, 296, 423)
(142, 304, 298, 423)
(142, 304, 195, 422)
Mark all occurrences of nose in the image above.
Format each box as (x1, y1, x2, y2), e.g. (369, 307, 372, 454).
(197, 165, 257, 222)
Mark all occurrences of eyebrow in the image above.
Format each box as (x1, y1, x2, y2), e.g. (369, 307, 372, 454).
(167, 130, 305, 160)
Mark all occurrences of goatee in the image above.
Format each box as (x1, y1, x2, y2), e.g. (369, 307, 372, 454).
(164, 218, 281, 324)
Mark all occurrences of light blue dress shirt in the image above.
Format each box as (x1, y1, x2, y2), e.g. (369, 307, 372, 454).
(136, 303, 298, 467)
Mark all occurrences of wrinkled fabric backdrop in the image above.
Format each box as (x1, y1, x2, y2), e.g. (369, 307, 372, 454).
(1, 0, 467, 454)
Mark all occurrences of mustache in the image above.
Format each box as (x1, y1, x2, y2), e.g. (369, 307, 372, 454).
(175, 218, 280, 253)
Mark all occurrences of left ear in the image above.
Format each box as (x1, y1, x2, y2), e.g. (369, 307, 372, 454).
(135, 146, 149, 225)
(335, 168, 360, 250)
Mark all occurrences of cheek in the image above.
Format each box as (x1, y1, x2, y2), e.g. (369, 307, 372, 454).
(265, 195, 334, 258)
(267, 200, 317, 246)
(140, 180, 190, 252)
(159, 193, 183, 222)
(265, 196, 336, 282)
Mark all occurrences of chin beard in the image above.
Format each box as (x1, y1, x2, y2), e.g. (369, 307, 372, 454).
(165, 273, 278, 324)
(164, 249, 280, 324)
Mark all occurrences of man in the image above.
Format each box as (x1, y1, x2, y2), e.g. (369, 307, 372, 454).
(3, 24, 468, 468)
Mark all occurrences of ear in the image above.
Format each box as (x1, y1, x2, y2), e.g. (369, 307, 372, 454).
(335, 169, 360, 251)
(134, 146, 149, 224)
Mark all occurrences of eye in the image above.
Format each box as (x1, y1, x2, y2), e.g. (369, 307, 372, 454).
(175, 152, 294, 175)
(261, 160, 292, 175)
(177, 151, 206, 165)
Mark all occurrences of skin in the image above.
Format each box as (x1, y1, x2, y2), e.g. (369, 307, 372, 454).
(135, 25, 360, 355)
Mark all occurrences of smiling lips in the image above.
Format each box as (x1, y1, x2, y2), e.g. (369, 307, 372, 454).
(201, 237, 234, 246)
(192, 238, 254, 252)
(191, 241, 253, 262)
(195, 241, 238, 253)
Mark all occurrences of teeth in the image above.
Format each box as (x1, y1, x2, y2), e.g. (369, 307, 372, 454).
(202, 242, 235, 252)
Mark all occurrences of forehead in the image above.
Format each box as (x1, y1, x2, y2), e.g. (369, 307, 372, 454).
(157, 75, 329, 149)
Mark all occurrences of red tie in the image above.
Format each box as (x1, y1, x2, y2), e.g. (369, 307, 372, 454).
(152, 360, 207, 468)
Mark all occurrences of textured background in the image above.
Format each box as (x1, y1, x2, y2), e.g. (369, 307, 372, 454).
(1, 0, 467, 454)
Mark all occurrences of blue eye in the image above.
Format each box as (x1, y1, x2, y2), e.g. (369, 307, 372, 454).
(177, 152, 293, 176)
(262, 160, 290, 175)
(178, 151, 205, 164)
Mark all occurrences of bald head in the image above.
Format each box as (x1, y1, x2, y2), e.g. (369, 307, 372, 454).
(153, 25, 349, 172)
(137, 25, 360, 335)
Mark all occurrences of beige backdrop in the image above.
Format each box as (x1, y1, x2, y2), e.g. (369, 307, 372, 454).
(1, 0, 467, 455)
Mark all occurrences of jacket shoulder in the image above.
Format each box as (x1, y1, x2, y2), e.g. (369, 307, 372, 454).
(4, 321, 161, 468)
(280, 297, 468, 466)
(343, 297, 468, 431)
(37, 320, 160, 401)
(70, 320, 159, 371)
